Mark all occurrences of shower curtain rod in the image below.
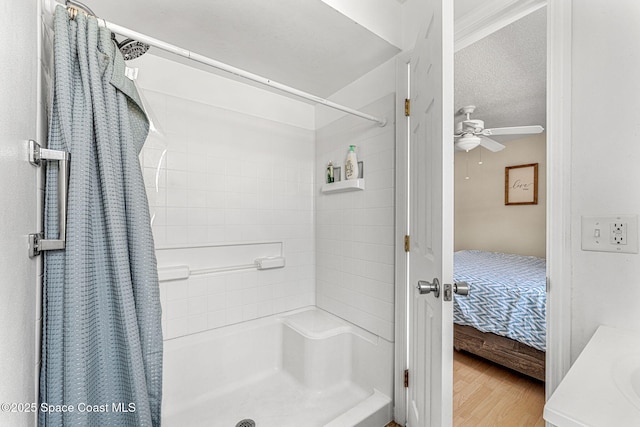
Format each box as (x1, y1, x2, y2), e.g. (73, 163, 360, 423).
(44, 0, 388, 127)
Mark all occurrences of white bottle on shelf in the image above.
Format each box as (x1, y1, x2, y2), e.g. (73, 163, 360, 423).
(344, 145, 359, 180)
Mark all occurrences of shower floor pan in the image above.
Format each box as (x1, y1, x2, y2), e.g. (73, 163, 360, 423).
(162, 307, 392, 427)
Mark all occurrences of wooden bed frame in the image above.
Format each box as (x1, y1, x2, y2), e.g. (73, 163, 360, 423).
(454, 324, 545, 382)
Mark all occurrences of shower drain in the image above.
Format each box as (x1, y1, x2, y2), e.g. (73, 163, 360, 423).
(235, 419, 256, 427)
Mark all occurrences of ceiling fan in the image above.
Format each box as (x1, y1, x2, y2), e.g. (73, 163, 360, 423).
(454, 105, 544, 152)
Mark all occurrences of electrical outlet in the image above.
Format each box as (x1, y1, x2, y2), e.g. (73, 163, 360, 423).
(610, 222, 627, 245)
(582, 215, 639, 253)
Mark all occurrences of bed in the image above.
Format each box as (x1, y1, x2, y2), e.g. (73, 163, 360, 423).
(453, 250, 546, 381)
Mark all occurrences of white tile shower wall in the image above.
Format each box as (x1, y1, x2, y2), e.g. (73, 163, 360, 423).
(315, 94, 395, 341)
(136, 59, 316, 338)
(159, 268, 311, 339)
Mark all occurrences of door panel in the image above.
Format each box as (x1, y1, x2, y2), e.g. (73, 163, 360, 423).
(407, 1, 454, 426)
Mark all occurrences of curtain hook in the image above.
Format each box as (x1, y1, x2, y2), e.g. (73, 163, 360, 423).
(67, 6, 78, 20)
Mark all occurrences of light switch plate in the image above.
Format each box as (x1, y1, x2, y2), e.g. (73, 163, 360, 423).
(581, 215, 639, 253)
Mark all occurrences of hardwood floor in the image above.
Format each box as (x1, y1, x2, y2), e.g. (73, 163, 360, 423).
(454, 349, 545, 427)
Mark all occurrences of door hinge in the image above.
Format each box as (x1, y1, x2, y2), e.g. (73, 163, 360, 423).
(546, 277, 550, 292)
(404, 98, 410, 117)
(404, 369, 409, 388)
(404, 235, 410, 252)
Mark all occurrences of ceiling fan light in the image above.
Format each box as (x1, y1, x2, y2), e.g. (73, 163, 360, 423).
(455, 135, 481, 152)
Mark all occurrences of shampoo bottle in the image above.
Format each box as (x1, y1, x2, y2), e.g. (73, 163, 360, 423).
(345, 145, 359, 180)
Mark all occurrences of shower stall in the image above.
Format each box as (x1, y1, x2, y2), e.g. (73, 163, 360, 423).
(162, 308, 392, 426)
(135, 52, 397, 424)
(28, 0, 399, 425)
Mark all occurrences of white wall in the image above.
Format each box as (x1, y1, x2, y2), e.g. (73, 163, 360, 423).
(133, 55, 316, 338)
(316, 57, 397, 129)
(316, 94, 396, 341)
(0, 0, 39, 425)
(401, 0, 430, 51)
(310, 34, 398, 342)
(570, 0, 640, 359)
(133, 52, 399, 341)
(320, 0, 402, 48)
(133, 46, 398, 341)
(454, 134, 546, 257)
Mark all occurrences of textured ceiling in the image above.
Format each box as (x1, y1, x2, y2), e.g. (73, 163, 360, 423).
(454, 7, 546, 142)
(82, 0, 400, 98)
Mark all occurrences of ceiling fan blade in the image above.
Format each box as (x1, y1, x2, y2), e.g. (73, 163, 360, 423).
(479, 136, 505, 152)
(483, 125, 544, 136)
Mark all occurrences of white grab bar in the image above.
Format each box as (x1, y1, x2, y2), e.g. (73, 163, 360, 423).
(158, 256, 285, 282)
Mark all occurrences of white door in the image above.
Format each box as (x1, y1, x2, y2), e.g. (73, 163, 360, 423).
(406, 1, 454, 426)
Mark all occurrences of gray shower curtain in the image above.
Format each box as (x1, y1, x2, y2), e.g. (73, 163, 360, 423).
(39, 6, 162, 426)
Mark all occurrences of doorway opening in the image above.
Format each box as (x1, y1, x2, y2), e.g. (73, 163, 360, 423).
(452, 6, 547, 426)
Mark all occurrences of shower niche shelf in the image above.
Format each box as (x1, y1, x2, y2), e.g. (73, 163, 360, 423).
(321, 179, 365, 194)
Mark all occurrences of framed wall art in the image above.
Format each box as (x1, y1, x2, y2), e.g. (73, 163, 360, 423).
(505, 163, 538, 205)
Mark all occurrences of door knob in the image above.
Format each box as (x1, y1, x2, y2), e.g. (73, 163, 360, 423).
(453, 281, 469, 296)
(417, 278, 440, 298)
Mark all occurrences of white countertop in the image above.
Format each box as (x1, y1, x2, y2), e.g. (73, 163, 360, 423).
(544, 325, 640, 427)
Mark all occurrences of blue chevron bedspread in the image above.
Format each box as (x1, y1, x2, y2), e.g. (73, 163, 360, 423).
(453, 250, 546, 351)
